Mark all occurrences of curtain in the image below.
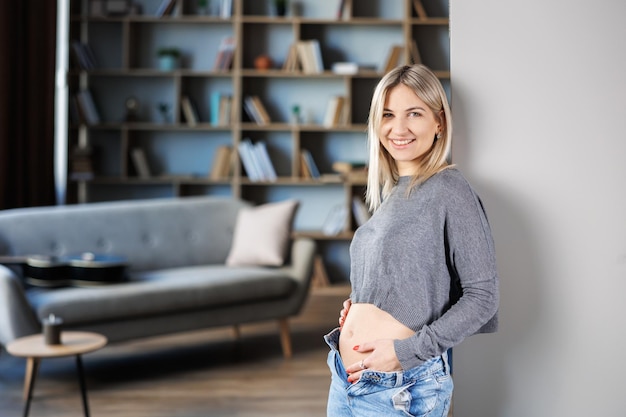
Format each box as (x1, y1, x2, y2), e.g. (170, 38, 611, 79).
(0, 0, 57, 209)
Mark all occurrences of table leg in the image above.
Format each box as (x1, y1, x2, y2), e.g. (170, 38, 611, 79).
(22, 357, 39, 417)
(75, 354, 91, 417)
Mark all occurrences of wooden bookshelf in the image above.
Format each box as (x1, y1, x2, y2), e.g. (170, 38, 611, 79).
(67, 0, 449, 282)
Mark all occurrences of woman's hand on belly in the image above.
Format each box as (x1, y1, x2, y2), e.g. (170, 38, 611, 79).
(345, 338, 401, 383)
(339, 303, 413, 383)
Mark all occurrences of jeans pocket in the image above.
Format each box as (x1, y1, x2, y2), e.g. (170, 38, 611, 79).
(393, 372, 453, 417)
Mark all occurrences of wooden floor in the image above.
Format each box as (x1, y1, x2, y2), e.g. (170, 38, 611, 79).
(0, 286, 350, 417)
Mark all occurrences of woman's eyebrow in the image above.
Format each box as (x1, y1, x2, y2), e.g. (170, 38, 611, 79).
(383, 106, 426, 112)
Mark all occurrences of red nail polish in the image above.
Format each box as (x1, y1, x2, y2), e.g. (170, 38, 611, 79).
(353, 345, 359, 350)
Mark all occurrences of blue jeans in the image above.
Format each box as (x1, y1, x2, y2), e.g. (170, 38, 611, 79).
(324, 328, 453, 417)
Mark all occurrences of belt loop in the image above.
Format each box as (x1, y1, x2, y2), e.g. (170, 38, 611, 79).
(441, 350, 450, 374)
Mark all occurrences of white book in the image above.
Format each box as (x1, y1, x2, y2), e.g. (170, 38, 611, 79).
(238, 139, 263, 181)
(254, 142, 277, 182)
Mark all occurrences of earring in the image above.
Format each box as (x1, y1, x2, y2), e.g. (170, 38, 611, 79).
(436, 132, 441, 140)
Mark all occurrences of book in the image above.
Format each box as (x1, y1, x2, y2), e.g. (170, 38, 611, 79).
(210, 92, 221, 125)
(70, 145, 95, 180)
(301, 149, 320, 179)
(323, 96, 345, 127)
(282, 43, 300, 72)
(155, 0, 176, 17)
(243, 96, 270, 125)
(76, 90, 101, 125)
(243, 96, 261, 124)
(70, 41, 97, 70)
(181, 96, 198, 126)
(336, 0, 350, 20)
(412, 0, 428, 19)
(131, 148, 151, 178)
(220, 0, 232, 19)
(218, 95, 232, 125)
(209, 145, 232, 179)
(254, 141, 277, 182)
(332, 161, 367, 174)
(332, 160, 367, 181)
(213, 37, 235, 71)
(238, 139, 264, 181)
(250, 96, 271, 124)
(382, 45, 404, 73)
(300, 152, 312, 179)
(331, 62, 358, 75)
(296, 40, 323, 74)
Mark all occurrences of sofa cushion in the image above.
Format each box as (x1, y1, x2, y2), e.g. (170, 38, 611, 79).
(26, 265, 297, 325)
(226, 199, 299, 267)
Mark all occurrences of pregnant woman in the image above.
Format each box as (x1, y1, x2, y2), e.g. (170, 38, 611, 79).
(324, 64, 500, 417)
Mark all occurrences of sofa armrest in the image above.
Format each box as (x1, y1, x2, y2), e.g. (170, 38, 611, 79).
(275, 237, 316, 315)
(0, 265, 40, 346)
(281, 237, 316, 285)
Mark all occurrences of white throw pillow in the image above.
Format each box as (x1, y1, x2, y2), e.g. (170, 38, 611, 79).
(226, 199, 299, 266)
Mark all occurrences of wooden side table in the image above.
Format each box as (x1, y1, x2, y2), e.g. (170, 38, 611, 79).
(6, 331, 108, 417)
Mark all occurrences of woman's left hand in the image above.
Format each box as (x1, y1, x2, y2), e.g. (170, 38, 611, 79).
(345, 338, 402, 383)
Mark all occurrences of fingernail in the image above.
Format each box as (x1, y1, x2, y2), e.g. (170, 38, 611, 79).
(353, 345, 359, 350)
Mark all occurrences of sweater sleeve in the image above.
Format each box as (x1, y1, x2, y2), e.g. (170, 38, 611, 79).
(394, 179, 499, 370)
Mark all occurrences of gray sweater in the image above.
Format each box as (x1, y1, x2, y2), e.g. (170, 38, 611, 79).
(349, 168, 499, 370)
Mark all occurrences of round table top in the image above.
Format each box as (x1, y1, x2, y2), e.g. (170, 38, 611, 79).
(6, 331, 107, 359)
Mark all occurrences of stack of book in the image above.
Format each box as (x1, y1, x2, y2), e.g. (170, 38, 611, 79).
(332, 161, 367, 181)
(214, 37, 235, 71)
(209, 145, 233, 180)
(237, 139, 277, 182)
(283, 40, 323, 74)
(69, 145, 95, 180)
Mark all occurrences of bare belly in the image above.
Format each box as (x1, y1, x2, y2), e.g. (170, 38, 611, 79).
(339, 303, 414, 369)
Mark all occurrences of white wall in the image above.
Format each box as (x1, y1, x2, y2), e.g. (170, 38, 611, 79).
(450, 1, 626, 416)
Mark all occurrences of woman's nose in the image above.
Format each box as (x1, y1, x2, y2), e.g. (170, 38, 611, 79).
(391, 117, 409, 133)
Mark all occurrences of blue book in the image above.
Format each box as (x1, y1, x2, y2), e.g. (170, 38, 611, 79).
(210, 92, 221, 125)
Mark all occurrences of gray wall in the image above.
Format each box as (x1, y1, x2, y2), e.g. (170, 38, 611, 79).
(449, 1, 626, 416)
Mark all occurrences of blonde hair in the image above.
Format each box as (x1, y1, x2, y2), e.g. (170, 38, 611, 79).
(365, 64, 453, 212)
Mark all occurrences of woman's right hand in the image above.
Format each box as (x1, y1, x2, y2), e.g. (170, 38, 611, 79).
(339, 298, 352, 329)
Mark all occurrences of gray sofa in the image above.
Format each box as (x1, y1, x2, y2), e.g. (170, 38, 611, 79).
(0, 196, 316, 358)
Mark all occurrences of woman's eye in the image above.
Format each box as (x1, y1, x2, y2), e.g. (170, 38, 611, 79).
(409, 111, 421, 117)
(382, 112, 393, 118)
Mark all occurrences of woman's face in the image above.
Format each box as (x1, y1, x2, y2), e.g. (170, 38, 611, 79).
(379, 83, 441, 176)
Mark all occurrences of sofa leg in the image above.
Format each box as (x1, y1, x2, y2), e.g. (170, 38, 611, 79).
(278, 319, 292, 359)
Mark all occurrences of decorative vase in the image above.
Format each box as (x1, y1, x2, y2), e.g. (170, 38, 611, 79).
(159, 55, 179, 71)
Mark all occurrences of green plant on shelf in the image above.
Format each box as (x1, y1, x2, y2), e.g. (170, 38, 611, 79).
(157, 47, 181, 58)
